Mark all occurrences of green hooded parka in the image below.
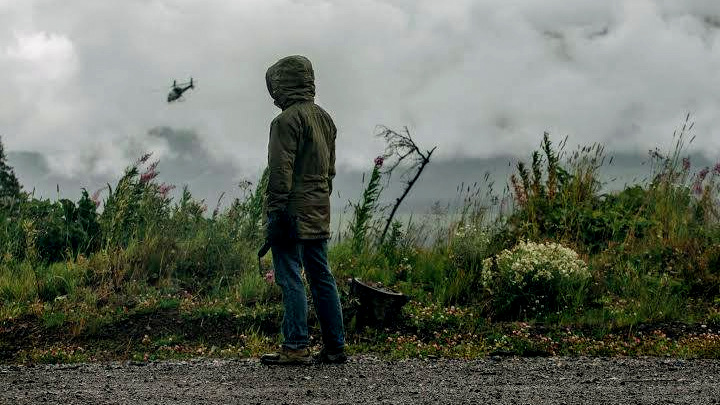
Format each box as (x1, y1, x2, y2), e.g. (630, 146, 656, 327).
(265, 55, 336, 240)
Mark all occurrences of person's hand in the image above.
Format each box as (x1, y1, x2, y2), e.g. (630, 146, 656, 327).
(266, 210, 298, 246)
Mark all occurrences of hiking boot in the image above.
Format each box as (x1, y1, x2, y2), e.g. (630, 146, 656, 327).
(316, 348, 347, 364)
(260, 347, 313, 365)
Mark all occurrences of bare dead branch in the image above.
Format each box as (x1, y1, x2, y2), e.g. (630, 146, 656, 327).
(375, 126, 437, 244)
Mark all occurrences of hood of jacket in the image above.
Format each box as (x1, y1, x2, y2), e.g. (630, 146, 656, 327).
(265, 55, 315, 110)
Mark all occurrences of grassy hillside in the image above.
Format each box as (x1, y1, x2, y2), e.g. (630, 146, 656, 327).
(1, 120, 719, 363)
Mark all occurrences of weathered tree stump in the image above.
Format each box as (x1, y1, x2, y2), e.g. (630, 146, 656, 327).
(350, 278, 409, 329)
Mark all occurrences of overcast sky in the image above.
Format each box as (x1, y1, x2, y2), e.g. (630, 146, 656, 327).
(3, 0, 720, 203)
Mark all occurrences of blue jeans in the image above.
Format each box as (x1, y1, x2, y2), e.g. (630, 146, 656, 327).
(272, 239, 345, 351)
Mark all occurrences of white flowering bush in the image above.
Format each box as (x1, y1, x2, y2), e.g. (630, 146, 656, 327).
(481, 240, 590, 318)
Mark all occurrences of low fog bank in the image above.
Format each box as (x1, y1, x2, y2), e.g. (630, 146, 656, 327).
(10, 144, 716, 221)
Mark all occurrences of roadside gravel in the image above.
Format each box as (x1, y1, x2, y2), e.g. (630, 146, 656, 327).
(1, 356, 719, 404)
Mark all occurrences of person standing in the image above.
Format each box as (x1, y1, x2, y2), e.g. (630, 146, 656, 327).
(260, 55, 346, 365)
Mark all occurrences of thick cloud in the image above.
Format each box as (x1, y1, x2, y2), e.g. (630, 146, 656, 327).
(2, 0, 720, 198)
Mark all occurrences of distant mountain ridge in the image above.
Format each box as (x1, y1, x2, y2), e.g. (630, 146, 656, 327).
(10, 149, 717, 217)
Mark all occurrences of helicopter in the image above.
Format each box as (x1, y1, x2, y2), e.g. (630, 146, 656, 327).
(167, 78, 195, 102)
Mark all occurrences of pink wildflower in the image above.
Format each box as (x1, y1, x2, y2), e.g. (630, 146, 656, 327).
(140, 161, 159, 184)
(693, 181, 704, 196)
(140, 172, 157, 184)
(374, 156, 384, 168)
(158, 183, 176, 198)
(698, 167, 710, 182)
(713, 162, 720, 175)
(90, 188, 104, 208)
(264, 270, 275, 284)
(682, 157, 690, 171)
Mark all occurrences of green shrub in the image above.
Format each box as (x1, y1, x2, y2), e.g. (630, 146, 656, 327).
(1, 190, 101, 264)
(445, 222, 493, 304)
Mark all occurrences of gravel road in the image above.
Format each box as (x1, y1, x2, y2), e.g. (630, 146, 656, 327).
(1, 356, 719, 404)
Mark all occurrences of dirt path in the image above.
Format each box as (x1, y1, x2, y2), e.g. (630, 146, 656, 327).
(1, 356, 719, 404)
